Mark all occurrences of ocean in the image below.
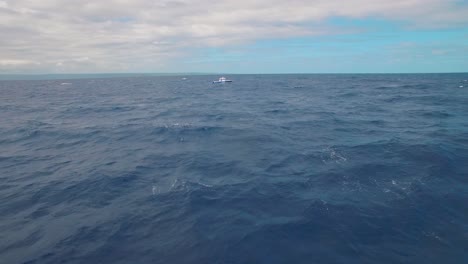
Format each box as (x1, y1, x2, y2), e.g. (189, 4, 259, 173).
(1, 74, 467, 263)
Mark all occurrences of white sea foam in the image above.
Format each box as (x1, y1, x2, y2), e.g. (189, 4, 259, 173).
(197, 182, 213, 188)
(321, 147, 347, 164)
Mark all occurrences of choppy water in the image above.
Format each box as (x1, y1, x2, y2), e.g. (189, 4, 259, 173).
(1, 74, 468, 264)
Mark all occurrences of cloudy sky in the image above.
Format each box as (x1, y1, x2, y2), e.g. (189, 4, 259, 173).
(1, 0, 467, 73)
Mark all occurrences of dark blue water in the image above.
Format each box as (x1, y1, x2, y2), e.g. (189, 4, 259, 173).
(1, 74, 468, 264)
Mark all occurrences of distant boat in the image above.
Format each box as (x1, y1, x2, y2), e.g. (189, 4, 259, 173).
(213, 77, 232, 84)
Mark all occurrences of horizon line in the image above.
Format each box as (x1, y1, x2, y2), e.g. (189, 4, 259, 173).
(0, 71, 467, 81)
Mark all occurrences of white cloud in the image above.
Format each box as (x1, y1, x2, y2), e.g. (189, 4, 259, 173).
(0, 0, 467, 72)
(0, 59, 38, 66)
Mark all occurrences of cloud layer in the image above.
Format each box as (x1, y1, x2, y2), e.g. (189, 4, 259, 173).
(1, 0, 467, 73)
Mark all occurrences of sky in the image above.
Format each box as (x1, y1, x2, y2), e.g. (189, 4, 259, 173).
(0, 0, 467, 74)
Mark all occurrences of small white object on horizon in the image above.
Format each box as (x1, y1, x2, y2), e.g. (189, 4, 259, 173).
(213, 76, 232, 84)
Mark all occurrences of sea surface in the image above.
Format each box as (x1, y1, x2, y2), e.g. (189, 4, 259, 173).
(1, 74, 467, 264)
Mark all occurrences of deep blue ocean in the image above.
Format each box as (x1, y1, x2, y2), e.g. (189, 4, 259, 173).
(1, 74, 468, 264)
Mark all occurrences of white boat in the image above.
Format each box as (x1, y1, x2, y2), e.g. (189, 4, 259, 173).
(213, 77, 232, 83)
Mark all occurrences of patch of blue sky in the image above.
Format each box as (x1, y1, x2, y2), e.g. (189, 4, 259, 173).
(180, 17, 467, 73)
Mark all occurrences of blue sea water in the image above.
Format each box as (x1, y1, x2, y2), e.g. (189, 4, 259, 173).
(1, 74, 468, 264)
